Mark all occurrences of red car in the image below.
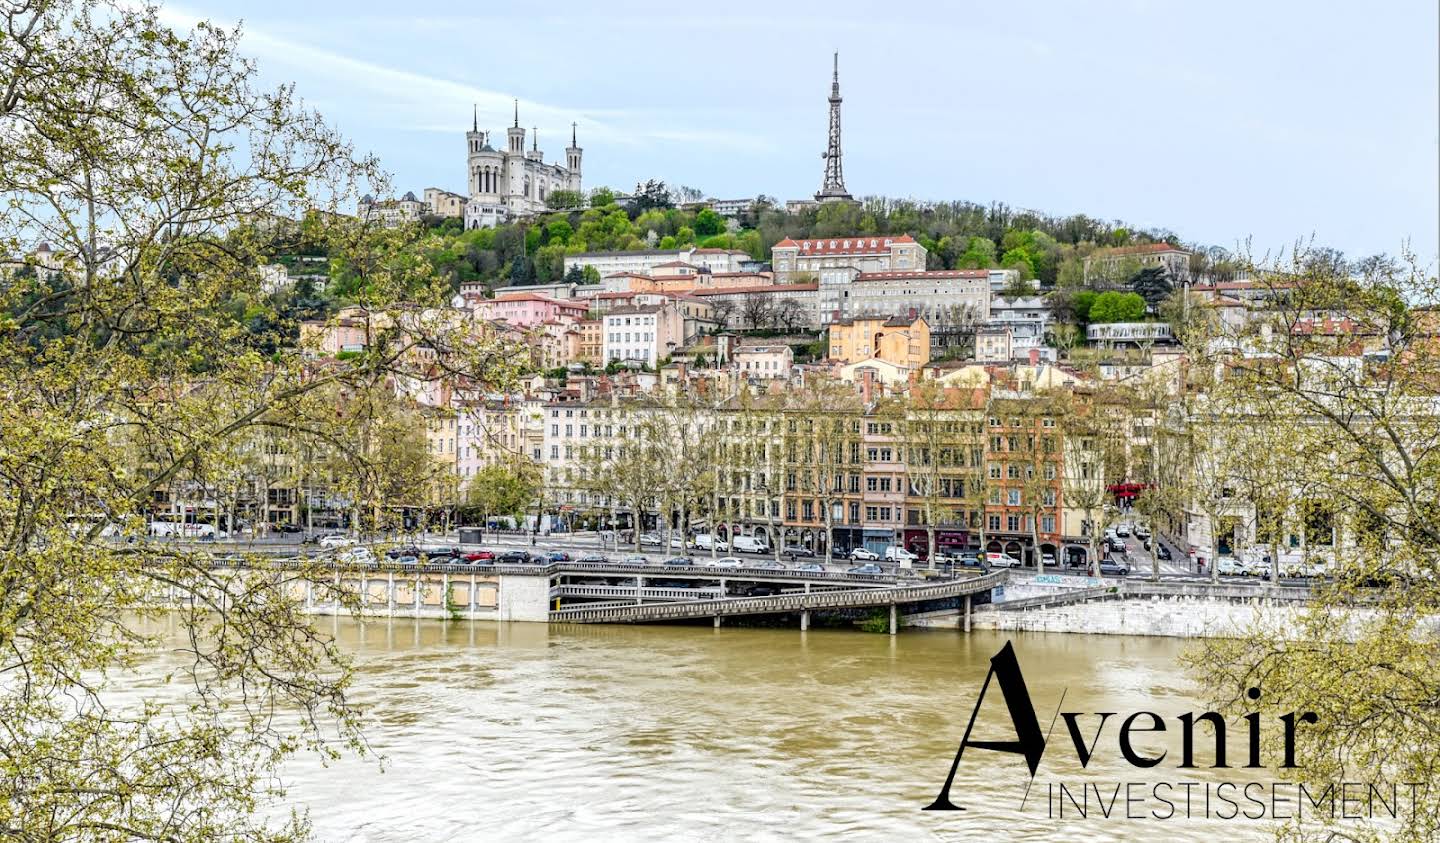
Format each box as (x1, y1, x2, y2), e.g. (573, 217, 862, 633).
(464, 549, 496, 562)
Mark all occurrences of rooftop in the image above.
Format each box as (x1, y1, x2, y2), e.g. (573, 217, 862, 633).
(772, 234, 918, 255)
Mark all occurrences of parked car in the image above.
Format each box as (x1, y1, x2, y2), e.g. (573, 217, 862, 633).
(781, 544, 815, 559)
(496, 550, 529, 564)
(335, 547, 374, 565)
(1156, 544, 1172, 561)
(1115, 523, 1131, 537)
(731, 535, 770, 554)
(794, 563, 825, 573)
(749, 559, 785, 570)
(1134, 525, 1151, 540)
(639, 533, 662, 547)
(620, 555, 649, 566)
(663, 556, 695, 567)
(706, 557, 743, 568)
(576, 553, 608, 564)
(849, 547, 879, 561)
(1098, 559, 1131, 577)
(464, 549, 496, 562)
(984, 552, 1022, 569)
(394, 554, 419, 565)
(693, 534, 729, 552)
(318, 534, 354, 549)
(884, 546, 919, 564)
(847, 563, 883, 575)
(544, 550, 570, 563)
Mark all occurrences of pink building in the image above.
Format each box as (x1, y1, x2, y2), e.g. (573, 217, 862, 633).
(474, 292, 589, 327)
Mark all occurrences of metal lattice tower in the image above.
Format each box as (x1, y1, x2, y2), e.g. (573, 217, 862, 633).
(816, 51, 853, 202)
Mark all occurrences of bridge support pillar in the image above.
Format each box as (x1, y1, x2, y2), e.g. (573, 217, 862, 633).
(964, 594, 971, 632)
(800, 610, 810, 632)
(889, 603, 897, 635)
(636, 576, 644, 605)
(713, 615, 721, 629)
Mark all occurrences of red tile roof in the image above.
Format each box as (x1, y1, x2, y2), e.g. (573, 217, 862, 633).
(772, 234, 917, 255)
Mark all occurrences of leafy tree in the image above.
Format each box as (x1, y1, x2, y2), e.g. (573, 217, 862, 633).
(588, 186, 616, 207)
(1087, 290, 1147, 322)
(0, 2, 520, 837)
(631, 179, 673, 213)
(545, 189, 584, 210)
(954, 235, 997, 269)
(563, 265, 585, 283)
(693, 208, 726, 237)
(581, 265, 601, 283)
(545, 217, 573, 245)
(465, 462, 540, 525)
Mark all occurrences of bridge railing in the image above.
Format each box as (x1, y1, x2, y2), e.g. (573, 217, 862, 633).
(550, 572, 1007, 623)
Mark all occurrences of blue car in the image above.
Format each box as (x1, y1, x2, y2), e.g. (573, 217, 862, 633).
(847, 564, 883, 575)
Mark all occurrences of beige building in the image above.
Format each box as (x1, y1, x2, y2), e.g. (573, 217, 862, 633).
(771, 234, 926, 282)
(828, 314, 931, 368)
(602, 303, 685, 367)
(576, 319, 603, 366)
(1084, 242, 1192, 282)
(357, 192, 425, 227)
(734, 344, 794, 380)
(424, 188, 467, 218)
(845, 269, 992, 324)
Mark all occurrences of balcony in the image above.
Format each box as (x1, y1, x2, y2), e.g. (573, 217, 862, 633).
(1086, 322, 1175, 345)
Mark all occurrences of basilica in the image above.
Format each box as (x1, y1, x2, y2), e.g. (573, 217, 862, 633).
(463, 102, 583, 229)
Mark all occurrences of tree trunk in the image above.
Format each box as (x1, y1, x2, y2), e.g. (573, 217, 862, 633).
(926, 522, 936, 571)
(1030, 510, 1042, 574)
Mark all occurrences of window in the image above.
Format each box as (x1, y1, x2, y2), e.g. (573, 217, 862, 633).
(988, 463, 1001, 479)
(866, 506, 878, 522)
(1006, 515, 1020, 531)
(1041, 515, 1056, 533)
(867, 477, 878, 492)
(988, 515, 1001, 531)
(1008, 490, 1021, 506)
(850, 502, 860, 523)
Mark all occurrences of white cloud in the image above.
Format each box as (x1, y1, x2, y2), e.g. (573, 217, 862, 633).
(157, 4, 771, 153)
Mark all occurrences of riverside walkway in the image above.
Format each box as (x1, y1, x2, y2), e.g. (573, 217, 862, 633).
(550, 571, 1007, 631)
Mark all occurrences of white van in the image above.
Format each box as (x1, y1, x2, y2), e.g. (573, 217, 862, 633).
(693, 534, 728, 552)
(884, 546, 919, 564)
(731, 535, 769, 554)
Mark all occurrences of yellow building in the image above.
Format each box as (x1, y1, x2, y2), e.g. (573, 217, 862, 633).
(827, 314, 931, 368)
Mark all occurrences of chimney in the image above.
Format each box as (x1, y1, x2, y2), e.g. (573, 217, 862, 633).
(861, 368, 875, 404)
(1029, 348, 1040, 365)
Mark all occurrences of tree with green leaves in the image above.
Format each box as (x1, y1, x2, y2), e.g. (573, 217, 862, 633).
(1129, 265, 1173, 310)
(1087, 290, 1147, 323)
(0, 3, 518, 837)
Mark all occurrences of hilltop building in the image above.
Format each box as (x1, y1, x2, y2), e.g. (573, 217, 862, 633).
(463, 102, 583, 230)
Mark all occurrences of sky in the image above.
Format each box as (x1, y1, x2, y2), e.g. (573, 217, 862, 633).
(166, 0, 1439, 264)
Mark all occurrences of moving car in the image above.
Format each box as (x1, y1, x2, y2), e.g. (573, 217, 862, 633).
(705, 557, 743, 568)
(1134, 525, 1151, 540)
(1115, 524, 1131, 538)
(544, 550, 570, 563)
(782, 544, 816, 559)
(464, 549, 496, 562)
(1215, 556, 1245, 576)
(847, 563, 883, 575)
(955, 555, 989, 573)
(1156, 544, 1172, 561)
(1098, 559, 1131, 577)
(663, 556, 695, 567)
(496, 550, 530, 564)
(849, 547, 879, 561)
(619, 555, 649, 566)
(318, 534, 354, 549)
(748, 559, 785, 570)
(576, 553, 608, 564)
(794, 563, 824, 573)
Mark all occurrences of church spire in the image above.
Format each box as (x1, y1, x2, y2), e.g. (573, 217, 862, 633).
(472, 103, 477, 133)
(571, 121, 577, 147)
(532, 127, 538, 152)
(513, 99, 519, 128)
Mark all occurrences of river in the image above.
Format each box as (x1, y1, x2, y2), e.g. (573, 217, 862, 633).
(128, 619, 1281, 841)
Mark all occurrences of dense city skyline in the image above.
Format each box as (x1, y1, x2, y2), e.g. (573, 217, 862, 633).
(163, 0, 1439, 264)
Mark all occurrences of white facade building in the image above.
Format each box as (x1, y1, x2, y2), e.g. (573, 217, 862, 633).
(463, 104, 582, 230)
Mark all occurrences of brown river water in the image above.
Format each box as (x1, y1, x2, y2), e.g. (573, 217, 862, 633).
(125, 619, 1304, 841)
